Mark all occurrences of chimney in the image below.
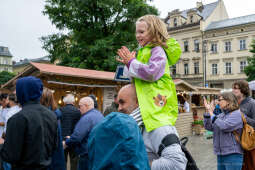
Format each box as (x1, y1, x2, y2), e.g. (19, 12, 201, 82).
(196, 1, 204, 13)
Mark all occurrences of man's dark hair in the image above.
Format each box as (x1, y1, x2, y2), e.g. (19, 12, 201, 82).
(0, 93, 8, 100)
(88, 94, 98, 109)
(232, 80, 250, 97)
(9, 94, 18, 103)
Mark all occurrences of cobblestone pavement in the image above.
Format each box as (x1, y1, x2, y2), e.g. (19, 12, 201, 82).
(67, 135, 216, 170)
(186, 135, 217, 170)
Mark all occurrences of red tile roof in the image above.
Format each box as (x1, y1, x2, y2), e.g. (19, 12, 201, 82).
(30, 62, 115, 80)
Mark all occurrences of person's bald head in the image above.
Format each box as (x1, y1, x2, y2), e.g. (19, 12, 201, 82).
(117, 84, 139, 114)
(79, 97, 94, 115)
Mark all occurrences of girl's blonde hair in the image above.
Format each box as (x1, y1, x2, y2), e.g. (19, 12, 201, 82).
(137, 15, 169, 47)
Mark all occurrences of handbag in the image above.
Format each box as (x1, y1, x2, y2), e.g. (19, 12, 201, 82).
(233, 114, 255, 151)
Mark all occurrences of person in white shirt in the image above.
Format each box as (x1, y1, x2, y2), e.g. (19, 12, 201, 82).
(183, 97, 190, 113)
(3, 94, 21, 134)
(0, 94, 9, 137)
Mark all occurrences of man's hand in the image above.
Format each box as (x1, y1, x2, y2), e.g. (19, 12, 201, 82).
(62, 141, 67, 149)
(0, 138, 4, 144)
(62, 136, 70, 149)
(0, 122, 5, 127)
(117, 46, 136, 65)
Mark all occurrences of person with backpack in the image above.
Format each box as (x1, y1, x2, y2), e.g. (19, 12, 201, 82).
(232, 80, 255, 169)
(117, 84, 187, 170)
(204, 92, 243, 170)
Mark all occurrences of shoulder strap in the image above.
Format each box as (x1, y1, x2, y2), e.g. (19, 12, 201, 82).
(233, 112, 246, 143)
(158, 134, 180, 156)
(241, 113, 247, 124)
(233, 130, 241, 143)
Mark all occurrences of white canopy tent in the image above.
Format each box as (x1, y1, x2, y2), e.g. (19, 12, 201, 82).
(249, 80, 255, 90)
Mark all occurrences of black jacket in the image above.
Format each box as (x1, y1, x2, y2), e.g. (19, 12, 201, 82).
(60, 104, 81, 139)
(0, 101, 58, 170)
(240, 96, 255, 128)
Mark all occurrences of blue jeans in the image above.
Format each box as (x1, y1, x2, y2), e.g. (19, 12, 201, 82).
(3, 161, 11, 170)
(78, 154, 89, 170)
(217, 154, 243, 170)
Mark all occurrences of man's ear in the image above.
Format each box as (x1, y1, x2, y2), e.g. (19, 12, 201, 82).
(135, 98, 139, 106)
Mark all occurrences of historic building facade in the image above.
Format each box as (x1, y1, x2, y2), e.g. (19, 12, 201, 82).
(204, 15, 255, 88)
(0, 46, 13, 72)
(165, 0, 254, 89)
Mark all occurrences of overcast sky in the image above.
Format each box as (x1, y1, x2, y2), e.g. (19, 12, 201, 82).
(1, 0, 255, 62)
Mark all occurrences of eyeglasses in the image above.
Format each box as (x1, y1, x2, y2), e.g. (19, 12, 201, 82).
(218, 98, 225, 102)
(232, 86, 240, 90)
(78, 104, 85, 109)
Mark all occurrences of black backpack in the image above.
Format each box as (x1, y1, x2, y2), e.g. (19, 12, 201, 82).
(158, 134, 199, 170)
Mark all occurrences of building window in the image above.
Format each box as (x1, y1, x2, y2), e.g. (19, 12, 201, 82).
(225, 62, 232, 74)
(240, 61, 247, 73)
(184, 63, 189, 75)
(194, 62, 199, 74)
(190, 16, 193, 23)
(225, 41, 231, 52)
(171, 64, 176, 75)
(3, 59, 8, 65)
(240, 39, 246, 50)
(212, 64, 218, 75)
(211, 43, 217, 53)
(194, 40, 199, 52)
(174, 18, 177, 27)
(184, 41, 189, 52)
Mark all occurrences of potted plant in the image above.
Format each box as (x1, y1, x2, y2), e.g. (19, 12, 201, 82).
(192, 120, 204, 135)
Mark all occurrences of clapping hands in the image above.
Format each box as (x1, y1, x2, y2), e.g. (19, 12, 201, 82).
(203, 97, 215, 116)
(117, 46, 136, 65)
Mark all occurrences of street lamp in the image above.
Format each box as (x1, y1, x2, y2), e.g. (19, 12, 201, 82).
(202, 40, 207, 87)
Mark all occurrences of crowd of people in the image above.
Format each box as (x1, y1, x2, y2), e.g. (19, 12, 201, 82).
(0, 14, 253, 170)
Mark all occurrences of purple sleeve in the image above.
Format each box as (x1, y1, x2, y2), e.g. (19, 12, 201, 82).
(128, 46, 166, 82)
(203, 113, 213, 131)
(214, 110, 243, 132)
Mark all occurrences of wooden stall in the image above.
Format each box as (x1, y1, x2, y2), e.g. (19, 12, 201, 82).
(2, 62, 125, 112)
(173, 79, 197, 137)
(191, 87, 221, 120)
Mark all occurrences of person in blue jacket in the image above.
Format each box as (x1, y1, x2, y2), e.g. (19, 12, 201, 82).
(88, 112, 150, 170)
(63, 97, 103, 170)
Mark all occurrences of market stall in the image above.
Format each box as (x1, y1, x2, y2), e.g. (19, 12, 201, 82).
(173, 79, 197, 137)
(2, 62, 125, 112)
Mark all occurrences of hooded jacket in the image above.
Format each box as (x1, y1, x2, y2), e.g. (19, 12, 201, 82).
(134, 38, 181, 132)
(88, 112, 150, 170)
(0, 76, 58, 170)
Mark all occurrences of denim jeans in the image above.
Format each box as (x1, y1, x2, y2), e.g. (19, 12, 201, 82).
(78, 154, 89, 170)
(3, 161, 11, 170)
(217, 153, 243, 170)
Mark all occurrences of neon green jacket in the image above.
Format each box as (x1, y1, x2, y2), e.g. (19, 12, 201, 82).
(134, 38, 181, 132)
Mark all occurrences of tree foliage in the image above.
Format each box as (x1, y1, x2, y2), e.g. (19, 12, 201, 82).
(0, 71, 15, 85)
(245, 40, 255, 81)
(41, 0, 158, 71)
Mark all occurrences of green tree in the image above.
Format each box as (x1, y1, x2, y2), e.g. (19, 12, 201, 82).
(0, 71, 15, 85)
(245, 40, 255, 81)
(41, 0, 158, 71)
